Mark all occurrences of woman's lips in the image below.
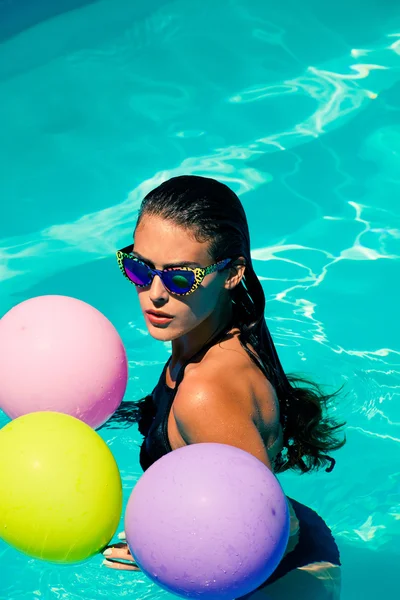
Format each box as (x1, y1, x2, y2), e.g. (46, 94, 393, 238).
(145, 311, 174, 326)
(145, 310, 174, 318)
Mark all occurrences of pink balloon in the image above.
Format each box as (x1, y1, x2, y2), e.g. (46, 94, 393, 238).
(0, 295, 128, 428)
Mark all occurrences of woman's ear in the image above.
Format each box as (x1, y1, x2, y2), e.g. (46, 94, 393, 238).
(224, 257, 246, 291)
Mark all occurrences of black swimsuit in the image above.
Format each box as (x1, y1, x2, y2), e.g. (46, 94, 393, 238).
(133, 327, 341, 589)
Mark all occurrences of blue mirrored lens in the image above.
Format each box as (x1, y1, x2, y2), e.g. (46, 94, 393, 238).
(123, 258, 152, 286)
(163, 270, 195, 293)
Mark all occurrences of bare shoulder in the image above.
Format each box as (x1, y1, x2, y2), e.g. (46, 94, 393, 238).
(168, 330, 282, 467)
(173, 361, 239, 417)
(173, 330, 279, 426)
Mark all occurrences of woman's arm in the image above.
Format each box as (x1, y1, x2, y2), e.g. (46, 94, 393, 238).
(103, 372, 299, 571)
(173, 374, 274, 468)
(173, 373, 299, 556)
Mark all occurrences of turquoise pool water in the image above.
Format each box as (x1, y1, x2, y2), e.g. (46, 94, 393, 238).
(1, 0, 399, 598)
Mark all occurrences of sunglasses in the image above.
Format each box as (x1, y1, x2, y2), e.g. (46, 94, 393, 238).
(116, 244, 232, 296)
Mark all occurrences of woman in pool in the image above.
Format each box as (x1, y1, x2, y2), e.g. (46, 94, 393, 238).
(103, 175, 345, 599)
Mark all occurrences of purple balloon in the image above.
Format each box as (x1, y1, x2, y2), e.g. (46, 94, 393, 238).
(125, 443, 289, 599)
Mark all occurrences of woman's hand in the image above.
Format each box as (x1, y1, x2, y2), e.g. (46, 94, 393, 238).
(102, 532, 141, 571)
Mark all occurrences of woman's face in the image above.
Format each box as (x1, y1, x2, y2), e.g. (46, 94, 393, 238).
(132, 214, 230, 341)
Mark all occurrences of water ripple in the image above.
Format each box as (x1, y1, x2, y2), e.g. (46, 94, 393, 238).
(1, 1, 400, 598)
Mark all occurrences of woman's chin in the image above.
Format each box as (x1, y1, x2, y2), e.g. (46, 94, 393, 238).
(145, 320, 178, 341)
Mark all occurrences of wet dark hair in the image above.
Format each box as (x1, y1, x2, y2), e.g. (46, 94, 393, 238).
(133, 174, 346, 474)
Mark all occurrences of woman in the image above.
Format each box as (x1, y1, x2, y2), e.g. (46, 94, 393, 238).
(102, 175, 345, 599)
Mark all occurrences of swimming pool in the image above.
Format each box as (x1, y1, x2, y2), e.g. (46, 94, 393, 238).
(0, 0, 399, 598)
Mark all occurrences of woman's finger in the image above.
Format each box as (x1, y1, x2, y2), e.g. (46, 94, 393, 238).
(102, 558, 140, 571)
(103, 543, 132, 561)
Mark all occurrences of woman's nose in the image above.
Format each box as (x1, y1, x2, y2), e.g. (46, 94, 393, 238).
(149, 274, 169, 302)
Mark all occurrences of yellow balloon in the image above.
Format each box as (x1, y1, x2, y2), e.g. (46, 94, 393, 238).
(0, 411, 122, 563)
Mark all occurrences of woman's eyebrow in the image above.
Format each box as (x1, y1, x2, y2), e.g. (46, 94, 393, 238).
(132, 251, 201, 269)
